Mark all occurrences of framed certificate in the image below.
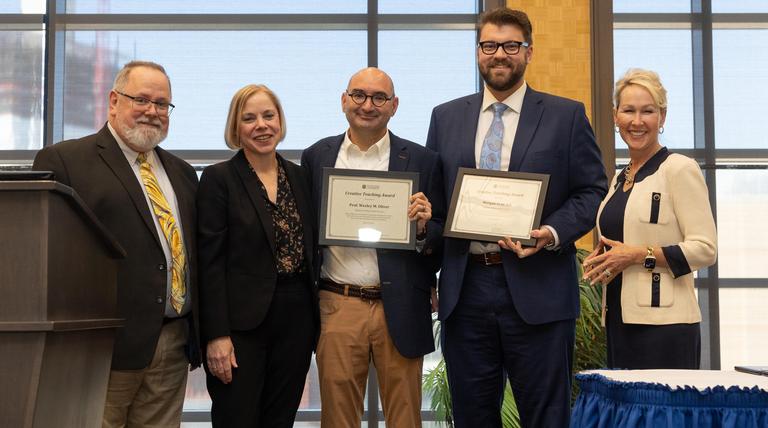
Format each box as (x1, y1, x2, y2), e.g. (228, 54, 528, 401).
(444, 168, 549, 246)
(319, 168, 419, 250)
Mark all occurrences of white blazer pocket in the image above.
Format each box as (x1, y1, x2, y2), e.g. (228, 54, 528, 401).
(634, 270, 674, 308)
(637, 191, 672, 225)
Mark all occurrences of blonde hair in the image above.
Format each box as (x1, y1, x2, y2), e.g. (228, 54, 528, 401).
(613, 68, 667, 113)
(224, 84, 286, 150)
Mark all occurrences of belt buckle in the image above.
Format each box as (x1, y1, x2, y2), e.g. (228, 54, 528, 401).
(482, 252, 492, 266)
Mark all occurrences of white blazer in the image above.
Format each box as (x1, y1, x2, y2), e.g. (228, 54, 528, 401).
(596, 151, 717, 325)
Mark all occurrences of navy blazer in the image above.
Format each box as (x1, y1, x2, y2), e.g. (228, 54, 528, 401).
(33, 124, 201, 370)
(301, 132, 444, 358)
(426, 88, 607, 325)
(197, 151, 319, 344)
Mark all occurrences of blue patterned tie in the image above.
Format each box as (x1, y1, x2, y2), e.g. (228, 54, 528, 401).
(480, 102, 508, 170)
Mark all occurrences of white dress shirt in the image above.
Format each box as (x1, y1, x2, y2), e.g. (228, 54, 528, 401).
(108, 123, 190, 316)
(470, 82, 559, 254)
(320, 131, 390, 286)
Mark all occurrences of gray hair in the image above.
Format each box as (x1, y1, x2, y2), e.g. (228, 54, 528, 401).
(112, 60, 172, 94)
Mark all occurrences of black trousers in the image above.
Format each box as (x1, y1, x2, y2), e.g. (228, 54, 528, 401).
(206, 275, 316, 427)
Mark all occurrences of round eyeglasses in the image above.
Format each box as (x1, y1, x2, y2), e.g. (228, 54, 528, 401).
(346, 91, 394, 107)
(115, 91, 175, 116)
(478, 40, 530, 56)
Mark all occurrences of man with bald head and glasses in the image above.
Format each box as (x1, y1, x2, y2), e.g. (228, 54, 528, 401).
(301, 67, 445, 427)
(33, 60, 200, 427)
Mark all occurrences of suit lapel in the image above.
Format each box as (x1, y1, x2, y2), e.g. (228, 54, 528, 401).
(387, 132, 410, 172)
(96, 126, 163, 248)
(320, 134, 344, 169)
(233, 150, 277, 258)
(460, 93, 483, 169)
(156, 147, 195, 255)
(509, 87, 544, 172)
(314, 135, 344, 206)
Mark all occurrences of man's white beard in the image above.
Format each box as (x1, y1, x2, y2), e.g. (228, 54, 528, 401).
(121, 118, 167, 151)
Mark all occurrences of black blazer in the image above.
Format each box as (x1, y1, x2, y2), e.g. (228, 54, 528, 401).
(197, 150, 319, 344)
(32, 124, 201, 370)
(300, 132, 444, 358)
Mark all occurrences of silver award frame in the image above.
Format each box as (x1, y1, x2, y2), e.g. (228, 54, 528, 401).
(444, 167, 549, 246)
(319, 167, 419, 250)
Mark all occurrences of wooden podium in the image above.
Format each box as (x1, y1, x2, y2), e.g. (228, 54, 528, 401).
(0, 179, 125, 428)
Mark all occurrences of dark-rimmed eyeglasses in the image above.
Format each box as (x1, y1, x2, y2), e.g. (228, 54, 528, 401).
(115, 91, 175, 116)
(345, 91, 394, 107)
(478, 40, 530, 56)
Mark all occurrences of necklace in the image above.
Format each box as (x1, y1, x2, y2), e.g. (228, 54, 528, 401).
(624, 160, 634, 185)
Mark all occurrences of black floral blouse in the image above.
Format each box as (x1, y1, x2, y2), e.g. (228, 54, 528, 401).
(250, 160, 306, 275)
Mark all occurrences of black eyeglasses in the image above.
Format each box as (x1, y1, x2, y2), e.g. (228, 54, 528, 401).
(478, 40, 530, 56)
(115, 91, 175, 116)
(345, 91, 394, 107)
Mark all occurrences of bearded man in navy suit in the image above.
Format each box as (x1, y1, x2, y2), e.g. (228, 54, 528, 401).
(426, 8, 607, 428)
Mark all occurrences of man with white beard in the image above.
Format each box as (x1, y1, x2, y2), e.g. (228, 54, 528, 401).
(33, 61, 200, 428)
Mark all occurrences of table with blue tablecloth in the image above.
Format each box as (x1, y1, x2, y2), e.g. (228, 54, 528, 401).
(571, 369, 768, 427)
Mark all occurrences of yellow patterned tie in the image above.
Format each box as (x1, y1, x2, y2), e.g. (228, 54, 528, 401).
(137, 152, 186, 314)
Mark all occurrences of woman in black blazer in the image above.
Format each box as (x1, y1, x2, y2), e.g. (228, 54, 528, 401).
(197, 84, 318, 427)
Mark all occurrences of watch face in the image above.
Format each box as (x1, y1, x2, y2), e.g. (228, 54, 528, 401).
(644, 257, 656, 270)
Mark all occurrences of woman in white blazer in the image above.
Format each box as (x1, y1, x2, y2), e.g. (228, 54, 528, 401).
(583, 69, 717, 369)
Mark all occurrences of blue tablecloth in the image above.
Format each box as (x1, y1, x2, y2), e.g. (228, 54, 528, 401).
(571, 370, 768, 427)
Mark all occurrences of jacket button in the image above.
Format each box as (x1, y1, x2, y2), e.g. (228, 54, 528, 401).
(425, 248, 433, 255)
(156, 296, 164, 304)
(158, 264, 166, 271)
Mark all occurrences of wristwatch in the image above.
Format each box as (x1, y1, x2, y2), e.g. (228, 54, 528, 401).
(643, 246, 657, 272)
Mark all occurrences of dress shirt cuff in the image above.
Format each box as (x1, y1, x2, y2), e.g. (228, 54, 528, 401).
(542, 225, 560, 250)
(416, 237, 426, 253)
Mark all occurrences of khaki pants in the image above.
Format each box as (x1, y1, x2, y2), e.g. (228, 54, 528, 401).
(317, 290, 423, 428)
(102, 319, 189, 428)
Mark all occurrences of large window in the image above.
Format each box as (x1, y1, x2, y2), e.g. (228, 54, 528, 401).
(59, 30, 367, 151)
(613, 0, 768, 371)
(0, 29, 44, 150)
(1, 1, 481, 165)
(613, 29, 693, 149)
(1, 1, 483, 425)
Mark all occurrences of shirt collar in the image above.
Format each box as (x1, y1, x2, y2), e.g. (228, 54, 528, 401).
(481, 81, 527, 114)
(342, 130, 391, 163)
(107, 121, 155, 166)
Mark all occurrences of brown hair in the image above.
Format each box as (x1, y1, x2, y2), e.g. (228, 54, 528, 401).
(477, 7, 533, 45)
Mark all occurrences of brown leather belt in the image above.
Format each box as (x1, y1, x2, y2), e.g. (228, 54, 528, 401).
(320, 279, 382, 300)
(469, 252, 503, 266)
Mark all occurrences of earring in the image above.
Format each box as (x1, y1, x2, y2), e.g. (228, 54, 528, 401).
(659, 126, 664, 134)
(614, 125, 620, 133)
